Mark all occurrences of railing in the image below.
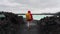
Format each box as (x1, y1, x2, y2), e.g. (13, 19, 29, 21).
(16, 13, 60, 15)
(16, 13, 60, 20)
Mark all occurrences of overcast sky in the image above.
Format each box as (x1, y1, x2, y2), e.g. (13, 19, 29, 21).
(0, 0, 60, 13)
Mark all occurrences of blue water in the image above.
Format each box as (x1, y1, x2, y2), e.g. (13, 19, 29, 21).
(18, 15, 53, 20)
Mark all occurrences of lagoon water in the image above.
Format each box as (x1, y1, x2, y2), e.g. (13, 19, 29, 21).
(19, 15, 53, 20)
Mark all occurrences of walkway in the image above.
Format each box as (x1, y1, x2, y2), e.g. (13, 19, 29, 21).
(20, 20, 39, 34)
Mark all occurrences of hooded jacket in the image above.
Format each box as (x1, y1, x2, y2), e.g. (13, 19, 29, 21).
(26, 11, 33, 21)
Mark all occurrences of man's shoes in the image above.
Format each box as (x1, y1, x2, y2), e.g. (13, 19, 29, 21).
(27, 26, 31, 31)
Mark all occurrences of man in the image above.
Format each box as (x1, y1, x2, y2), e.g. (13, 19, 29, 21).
(26, 10, 33, 30)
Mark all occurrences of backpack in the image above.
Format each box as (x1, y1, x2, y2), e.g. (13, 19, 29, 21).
(26, 13, 31, 21)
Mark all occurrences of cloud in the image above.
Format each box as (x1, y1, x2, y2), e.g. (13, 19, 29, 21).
(13, 0, 60, 8)
(0, 0, 20, 7)
(0, 0, 60, 13)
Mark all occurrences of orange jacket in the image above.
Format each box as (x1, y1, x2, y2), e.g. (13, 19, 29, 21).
(26, 11, 33, 21)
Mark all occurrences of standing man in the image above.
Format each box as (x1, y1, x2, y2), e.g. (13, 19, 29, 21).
(26, 10, 33, 30)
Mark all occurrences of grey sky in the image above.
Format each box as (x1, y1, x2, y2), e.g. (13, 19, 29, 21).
(0, 0, 60, 13)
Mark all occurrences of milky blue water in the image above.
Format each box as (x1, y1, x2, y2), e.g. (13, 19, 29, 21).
(19, 15, 53, 20)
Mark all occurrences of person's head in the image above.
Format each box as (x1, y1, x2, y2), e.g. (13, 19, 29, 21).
(28, 10, 31, 13)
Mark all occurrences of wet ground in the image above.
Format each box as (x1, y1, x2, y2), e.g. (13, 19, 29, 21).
(20, 21, 39, 34)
